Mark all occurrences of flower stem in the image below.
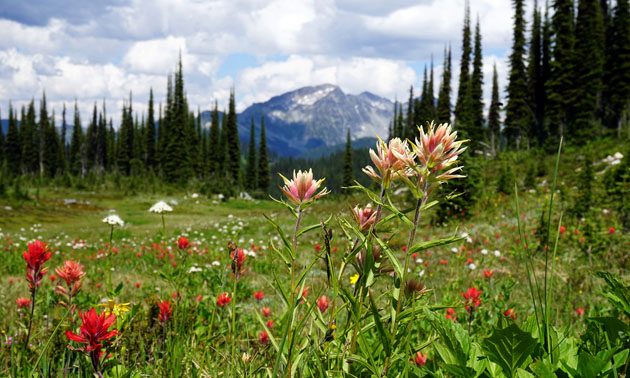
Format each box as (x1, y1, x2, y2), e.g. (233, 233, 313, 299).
(286, 208, 302, 378)
(382, 181, 428, 376)
(161, 214, 166, 239)
(23, 285, 37, 362)
(230, 273, 238, 377)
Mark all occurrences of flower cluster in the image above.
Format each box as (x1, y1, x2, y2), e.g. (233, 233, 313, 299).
(217, 293, 232, 307)
(66, 308, 119, 366)
(352, 204, 377, 232)
(55, 260, 86, 304)
(149, 201, 173, 214)
(23, 240, 52, 289)
(158, 301, 173, 324)
(279, 169, 330, 206)
(102, 214, 124, 227)
(462, 287, 482, 313)
(362, 137, 412, 189)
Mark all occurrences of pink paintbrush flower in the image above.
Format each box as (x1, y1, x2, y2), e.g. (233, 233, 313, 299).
(279, 169, 330, 206)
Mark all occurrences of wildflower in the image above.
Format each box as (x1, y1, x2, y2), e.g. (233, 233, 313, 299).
(576, 307, 584, 317)
(254, 291, 265, 301)
(261, 307, 271, 317)
(349, 274, 359, 285)
(362, 137, 412, 188)
(98, 299, 131, 320)
(217, 293, 231, 307)
(16, 297, 32, 309)
(559, 226, 566, 234)
(195, 295, 202, 301)
(352, 204, 377, 232)
(259, 330, 269, 344)
(316, 296, 329, 313)
(483, 270, 493, 278)
(135, 283, 141, 288)
(55, 260, 86, 293)
(23, 240, 52, 289)
(439, 259, 448, 265)
(102, 215, 124, 227)
(267, 319, 274, 329)
(409, 122, 467, 181)
(229, 243, 246, 278)
(157, 301, 173, 323)
(411, 351, 427, 366)
(279, 169, 330, 206)
(405, 279, 429, 298)
(315, 244, 321, 252)
(49, 275, 57, 282)
(149, 201, 173, 214)
(609, 227, 616, 235)
(462, 287, 482, 313)
(66, 308, 118, 370)
(445, 308, 457, 322)
(504, 309, 516, 320)
(177, 236, 190, 250)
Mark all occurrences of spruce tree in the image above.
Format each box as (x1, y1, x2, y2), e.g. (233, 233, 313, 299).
(416, 67, 431, 128)
(437, 46, 452, 124)
(209, 102, 220, 176)
(43, 110, 61, 177)
(245, 117, 257, 190)
(342, 128, 353, 193)
(225, 90, 241, 185)
(257, 114, 270, 192)
(505, 0, 529, 148)
(470, 17, 485, 148)
(163, 58, 192, 182)
(607, 0, 630, 135)
(573, 0, 605, 142)
(546, 0, 575, 141)
(22, 101, 38, 174)
(405, 86, 415, 141)
(455, 1, 472, 127)
(488, 64, 502, 155)
(38, 93, 48, 177)
(107, 119, 115, 171)
(86, 103, 97, 170)
(218, 107, 228, 179)
(96, 103, 107, 170)
(529, 1, 546, 145)
(60, 103, 67, 171)
(393, 101, 403, 137)
(6, 104, 21, 176)
(428, 59, 437, 121)
(146, 89, 156, 168)
(0, 109, 4, 165)
(70, 101, 84, 176)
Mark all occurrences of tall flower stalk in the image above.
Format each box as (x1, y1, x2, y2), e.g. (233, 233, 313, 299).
(149, 201, 173, 239)
(22, 240, 52, 353)
(277, 169, 329, 377)
(382, 122, 467, 375)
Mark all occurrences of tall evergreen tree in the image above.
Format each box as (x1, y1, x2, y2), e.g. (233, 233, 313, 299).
(218, 107, 228, 179)
(455, 1, 472, 127)
(0, 109, 4, 165)
(146, 89, 156, 168)
(416, 67, 431, 127)
(245, 117, 257, 190)
(96, 102, 107, 170)
(405, 86, 415, 140)
(257, 114, 270, 192)
(428, 59, 436, 121)
(470, 17, 485, 147)
(6, 104, 21, 176)
(393, 101, 403, 137)
(106, 119, 115, 171)
(43, 110, 61, 177)
(546, 0, 575, 141)
(163, 57, 192, 182)
(225, 89, 241, 185)
(342, 128, 353, 193)
(86, 102, 98, 170)
(573, 0, 605, 142)
(38, 92, 48, 177)
(607, 0, 630, 135)
(529, 1, 546, 145)
(61, 103, 67, 171)
(504, 0, 529, 148)
(488, 64, 502, 155)
(69, 101, 84, 175)
(437, 46, 452, 124)
(209, 102, 220, 177)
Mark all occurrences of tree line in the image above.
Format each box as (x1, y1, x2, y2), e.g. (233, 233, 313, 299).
(0, 57, 271, 195)
(389, 0, 630, 152)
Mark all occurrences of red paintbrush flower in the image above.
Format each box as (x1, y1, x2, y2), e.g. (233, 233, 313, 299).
(316, 295, 329, 313)
(253, 291, 265, 301)
(66, 308, 118, 361)
(55, 260, 86, 294)
(259, 330, 269, 344)
(504, 309, 516, 320)
(16, 297, 32, 309)
(462, 287, 482, 313)
(177, 236, 190, 250)
(157, 301, 173, 323)
(23, 240, 52, 289)
(483, 270, 493, 278)
(445, 307, 457, 322)
(411, 351, 427, 366)
(217, 292, 232, 307)
(261, 306, 271, 317)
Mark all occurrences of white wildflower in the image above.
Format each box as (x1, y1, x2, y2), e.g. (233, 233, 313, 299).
(149, 201, 173, 214)
(102, 214, 124, 226)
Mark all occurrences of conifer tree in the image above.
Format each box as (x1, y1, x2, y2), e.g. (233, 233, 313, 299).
(96, 102, 107, 170)
(504, 0, 529, 148)
(470, 17, 485, 147)
(38, 93, 48, 177)
(163, 57, 192, 183)
(257, 114, 270, 192)
(21, 101, 38, 174)
(546, 0, 575, 140)
(437, 46, 452, 124)
(529, 1, 546, 145)
(0, 109, 4, 165)
(146, 89, 156, 168)
(107, 119, 115, 171)
(218, 107, 228, 179)
(44, 110, 62, 177)
(573, 0, 605, 142)
(342, 128, 353, 194)
(61, 103, 67, 171)
(245, 117, 257, 190)
(393, 101, 402, 138)
(209, 102, 220, 177)
(428, 59, 436, 121)
(607, 0, 630, 135)
(225, 90, 241, 185)
(6, 104, 21, 176)
(70, 101, 84, 176)
(488, 64, 502, 155)
(455, 1, 472, 127)
(405, 86, 415, 140)
(416, 67, 431, 127)
(86, 103, 97, 170)
(397, 102, 404, 137)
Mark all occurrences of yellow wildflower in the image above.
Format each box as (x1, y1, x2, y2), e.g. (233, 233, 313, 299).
(349, 274, 359, 285)
(98, 299, 131, 320)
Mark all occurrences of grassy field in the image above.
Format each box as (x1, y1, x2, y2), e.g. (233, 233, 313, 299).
(1, 137, 629, 377)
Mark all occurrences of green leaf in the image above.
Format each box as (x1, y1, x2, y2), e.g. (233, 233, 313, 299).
(481, 323, 539, 378)
(368, 292, 391, 355)
(424, 308, 470, 367)
(576, 351, 608, 378)
(529, 359, 557, 378)
(373, 236, 403, 279)
(408, 233, 465, 255)
(595, 271, 630, 316)
(297, 216, 331, 238)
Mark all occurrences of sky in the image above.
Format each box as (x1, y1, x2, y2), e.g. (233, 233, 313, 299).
(0, 0, 537, 126)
